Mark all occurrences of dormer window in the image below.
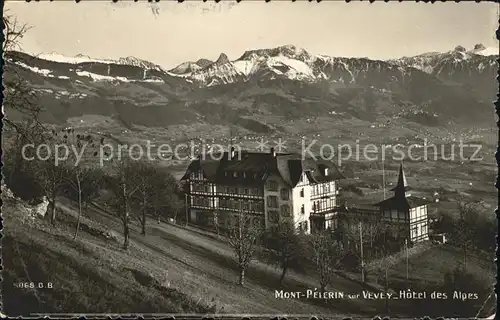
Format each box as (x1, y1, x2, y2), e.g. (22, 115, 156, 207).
(233, 172, 238, 178)
(267, 180, 278, 191)
(224, 172, 228, 177)
(243, 172, 247, 178)
(324, 168, 329, 176)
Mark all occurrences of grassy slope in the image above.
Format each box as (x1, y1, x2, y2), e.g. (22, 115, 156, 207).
(2, 197, 372, 317)
(2, 201, 217, 316)
(2, 189, 495, 318)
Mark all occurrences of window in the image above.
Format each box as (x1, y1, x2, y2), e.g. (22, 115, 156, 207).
(268, 210, 279, 223)
(326, 184, 330, 193)
(299, 221, 308, 232)
(280, 188, 289, 200)
(256, 201, 264, 212)
(243, 201, 250, 211)
(244, 188, 249, 195)
(224, 172, 228, 177)
(300, 188, 304, 197)
(243, 172, 247, 178)
(281, 205, 290, 217)
(233, 172, 238, 178)
(225, 187, 230, 194)
(267, 180, 278, 191)
(267, 196, 278, 208)
(301, 204, 305, 214)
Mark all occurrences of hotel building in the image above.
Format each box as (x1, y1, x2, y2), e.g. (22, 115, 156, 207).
(180, 148, 345, 234)
(181, 150, 429, 243)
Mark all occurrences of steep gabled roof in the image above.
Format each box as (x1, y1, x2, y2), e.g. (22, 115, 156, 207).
(180, 158, 219, 181)
(180, 150, 344, 187)
(374, 195, 429, 210)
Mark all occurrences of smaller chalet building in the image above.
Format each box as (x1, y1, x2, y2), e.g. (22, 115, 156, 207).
(180, 148, 345, 234)
(374, 164, 429, 244)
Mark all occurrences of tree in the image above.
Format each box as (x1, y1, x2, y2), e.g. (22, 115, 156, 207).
(261, 219, 307, 286)
(365, 237, 398, 313)
(33, 133, 68, 226)
(68, 166, 104, 238)
(343, 219, 384, 281)
(2, 141, 44, 202)
(453, 201, 482, 269)
(3, 13, 45, 190)
(308, 230, 346, 293)
(3, 12, 31, 52)
(441, 264, 492, 317)
(58, 129, 105, 239)
(129, 161, 157, 235)
(105, 158, 141, 250)
(226, 207, 263, 286)
(150, 168, 183, 225)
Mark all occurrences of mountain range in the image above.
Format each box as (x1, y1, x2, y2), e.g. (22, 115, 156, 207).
(4, 44, 498, 138)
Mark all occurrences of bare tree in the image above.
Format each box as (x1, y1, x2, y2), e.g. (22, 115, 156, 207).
(105, 159, 141, 250)
(212, 209, 221, 236)
(3, 12, 31, 52)
(226, 207, 263, 286)
(149, 168, 183, 225)
(343, 219, 384, 281)
(3, 13, 45, 186)
(366, 243, 398, 313)
(261, 219, 307, 286)
(128, 161, 157, 235)
(56, 129, 105, 239)
(308, 230, 346, 293)
(454, 201, 482, 269)
(32, 133, 68, 226)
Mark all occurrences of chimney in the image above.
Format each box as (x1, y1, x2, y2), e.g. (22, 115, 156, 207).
(230, 147, 235, 159)
(270, 147, 276, 158)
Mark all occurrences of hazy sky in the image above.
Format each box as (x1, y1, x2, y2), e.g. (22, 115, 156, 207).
(6, 1, 499, 69)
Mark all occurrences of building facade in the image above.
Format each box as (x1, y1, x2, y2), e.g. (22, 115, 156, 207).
(181, 148, 344, 234)
(374, 164, 429, 244)
(182, 151, 429, 243)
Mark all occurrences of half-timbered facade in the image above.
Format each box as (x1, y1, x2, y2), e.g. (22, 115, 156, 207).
(374, 164, 429, 244)
(181, 148, 344, 234)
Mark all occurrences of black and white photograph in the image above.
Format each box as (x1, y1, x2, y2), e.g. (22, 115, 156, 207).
(1, 1, 498, 318)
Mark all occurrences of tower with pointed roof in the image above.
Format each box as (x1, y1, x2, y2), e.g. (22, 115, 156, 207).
(374, 163, 429, 244)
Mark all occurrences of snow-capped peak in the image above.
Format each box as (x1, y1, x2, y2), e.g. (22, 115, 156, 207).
(214, 53, 230, 65)
(237, 45, 313, 63)
(470, 44, 499, 56)
(36, 52, 115, 64)
(34, 52, 164, 71)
